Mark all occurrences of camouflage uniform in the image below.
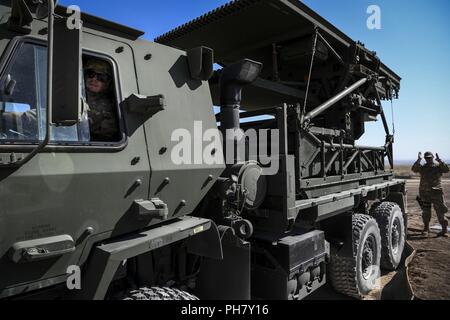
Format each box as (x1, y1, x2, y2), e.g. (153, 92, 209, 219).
(84, 59, 119, 141)
(412, 157, 449, 232)
(86, 91, 118, 141)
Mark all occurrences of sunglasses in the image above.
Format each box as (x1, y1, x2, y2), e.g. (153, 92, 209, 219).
(85, 69, 111, 83)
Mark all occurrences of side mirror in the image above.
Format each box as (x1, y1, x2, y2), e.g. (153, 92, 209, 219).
(35, 4, 47, 20)
(187, 46, 214, 81)
(51, 15, 82, 126)
(36, 0, 59, 20)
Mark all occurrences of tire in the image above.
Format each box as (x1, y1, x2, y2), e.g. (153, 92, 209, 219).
(371, 202, 405, 270)
(330, 214, 382, 299)
(123, 287, 199, 301)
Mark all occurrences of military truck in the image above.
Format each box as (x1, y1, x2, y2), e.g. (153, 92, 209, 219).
(0, 0, 405, 300)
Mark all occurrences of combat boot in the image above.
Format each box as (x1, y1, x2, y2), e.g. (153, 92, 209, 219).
(438, 221, 448, 238)
(422, 225, 430, 237)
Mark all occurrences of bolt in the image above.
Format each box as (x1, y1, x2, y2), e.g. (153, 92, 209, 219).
(116, 46, 124, 53)
(159, 147, 168, 155)
(131, 156, 141, 165)
(144, 54, 152, 60)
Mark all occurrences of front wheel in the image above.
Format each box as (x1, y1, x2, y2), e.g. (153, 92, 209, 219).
(330, 214, 382, 299)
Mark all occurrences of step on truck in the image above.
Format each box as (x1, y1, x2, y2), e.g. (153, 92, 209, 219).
(0, 0, 406, 300)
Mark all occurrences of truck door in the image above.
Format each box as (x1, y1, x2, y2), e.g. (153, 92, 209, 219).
(133, 42, 225, 221)
(0, 33, 150, 298)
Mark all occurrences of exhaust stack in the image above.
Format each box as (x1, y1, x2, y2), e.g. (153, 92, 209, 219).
(219, 59, 262, 132)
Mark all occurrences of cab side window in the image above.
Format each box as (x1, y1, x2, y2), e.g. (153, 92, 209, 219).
(0, 43, 42, 141)
(0, 42, 122, 144)
(83, 57, 121, 142)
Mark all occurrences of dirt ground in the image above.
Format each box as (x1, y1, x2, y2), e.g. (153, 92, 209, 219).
(403, 178, 450, 300)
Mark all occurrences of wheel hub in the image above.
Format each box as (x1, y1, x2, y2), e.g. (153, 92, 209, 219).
(391, 218, 401, 255)
(362, 235, 376, 280)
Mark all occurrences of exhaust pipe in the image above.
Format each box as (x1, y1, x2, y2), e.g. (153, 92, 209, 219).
(219, 59, 262, 162)
(220, 59, 262, 132)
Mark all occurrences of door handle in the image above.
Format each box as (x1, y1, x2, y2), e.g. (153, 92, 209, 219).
(9, 235, 76, 263)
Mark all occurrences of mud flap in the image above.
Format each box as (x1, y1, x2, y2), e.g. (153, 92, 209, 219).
(380, 241, 416, 300)
(186, 222, 223, 260)
(195, 226, 251, 300)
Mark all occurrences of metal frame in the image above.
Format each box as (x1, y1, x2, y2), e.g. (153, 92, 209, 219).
(238, 104, 394, 195)
(301, 129, 391, 177)
(295, 179, 405, 221)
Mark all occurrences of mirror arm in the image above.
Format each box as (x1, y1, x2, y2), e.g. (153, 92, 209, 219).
(10, 0, 54, 167)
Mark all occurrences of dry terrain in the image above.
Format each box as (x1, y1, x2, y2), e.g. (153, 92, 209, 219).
(402, 178, 450, 300)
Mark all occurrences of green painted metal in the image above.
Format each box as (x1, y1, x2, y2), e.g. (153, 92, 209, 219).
(78, 216, 215, 300)
(0, 0, 224, 298)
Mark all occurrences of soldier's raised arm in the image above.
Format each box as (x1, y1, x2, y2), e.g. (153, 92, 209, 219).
(436, 154, 449, 173)
(412, 153, 423, 173)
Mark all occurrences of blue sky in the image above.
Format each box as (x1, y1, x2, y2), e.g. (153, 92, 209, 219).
(59, 0, 450, 161)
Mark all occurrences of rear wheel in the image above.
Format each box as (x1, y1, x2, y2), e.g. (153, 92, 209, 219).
(330, 214, 382, 299)
(122, 287, 199, 301)
(371, 202, 405, 270)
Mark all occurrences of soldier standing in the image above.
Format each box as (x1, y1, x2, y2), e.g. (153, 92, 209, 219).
(84, 59, 119, 141)
(412, 152, 449, 237)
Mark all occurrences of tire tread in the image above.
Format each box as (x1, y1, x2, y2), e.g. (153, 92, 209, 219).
(370, 201, 405, 270)
(330, 214, 380, 299)
(123, 287, 199, 301)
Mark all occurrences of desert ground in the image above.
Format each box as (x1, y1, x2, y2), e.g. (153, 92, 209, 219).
(397, 164, 450, 300)
(407, 181, 450, 300)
